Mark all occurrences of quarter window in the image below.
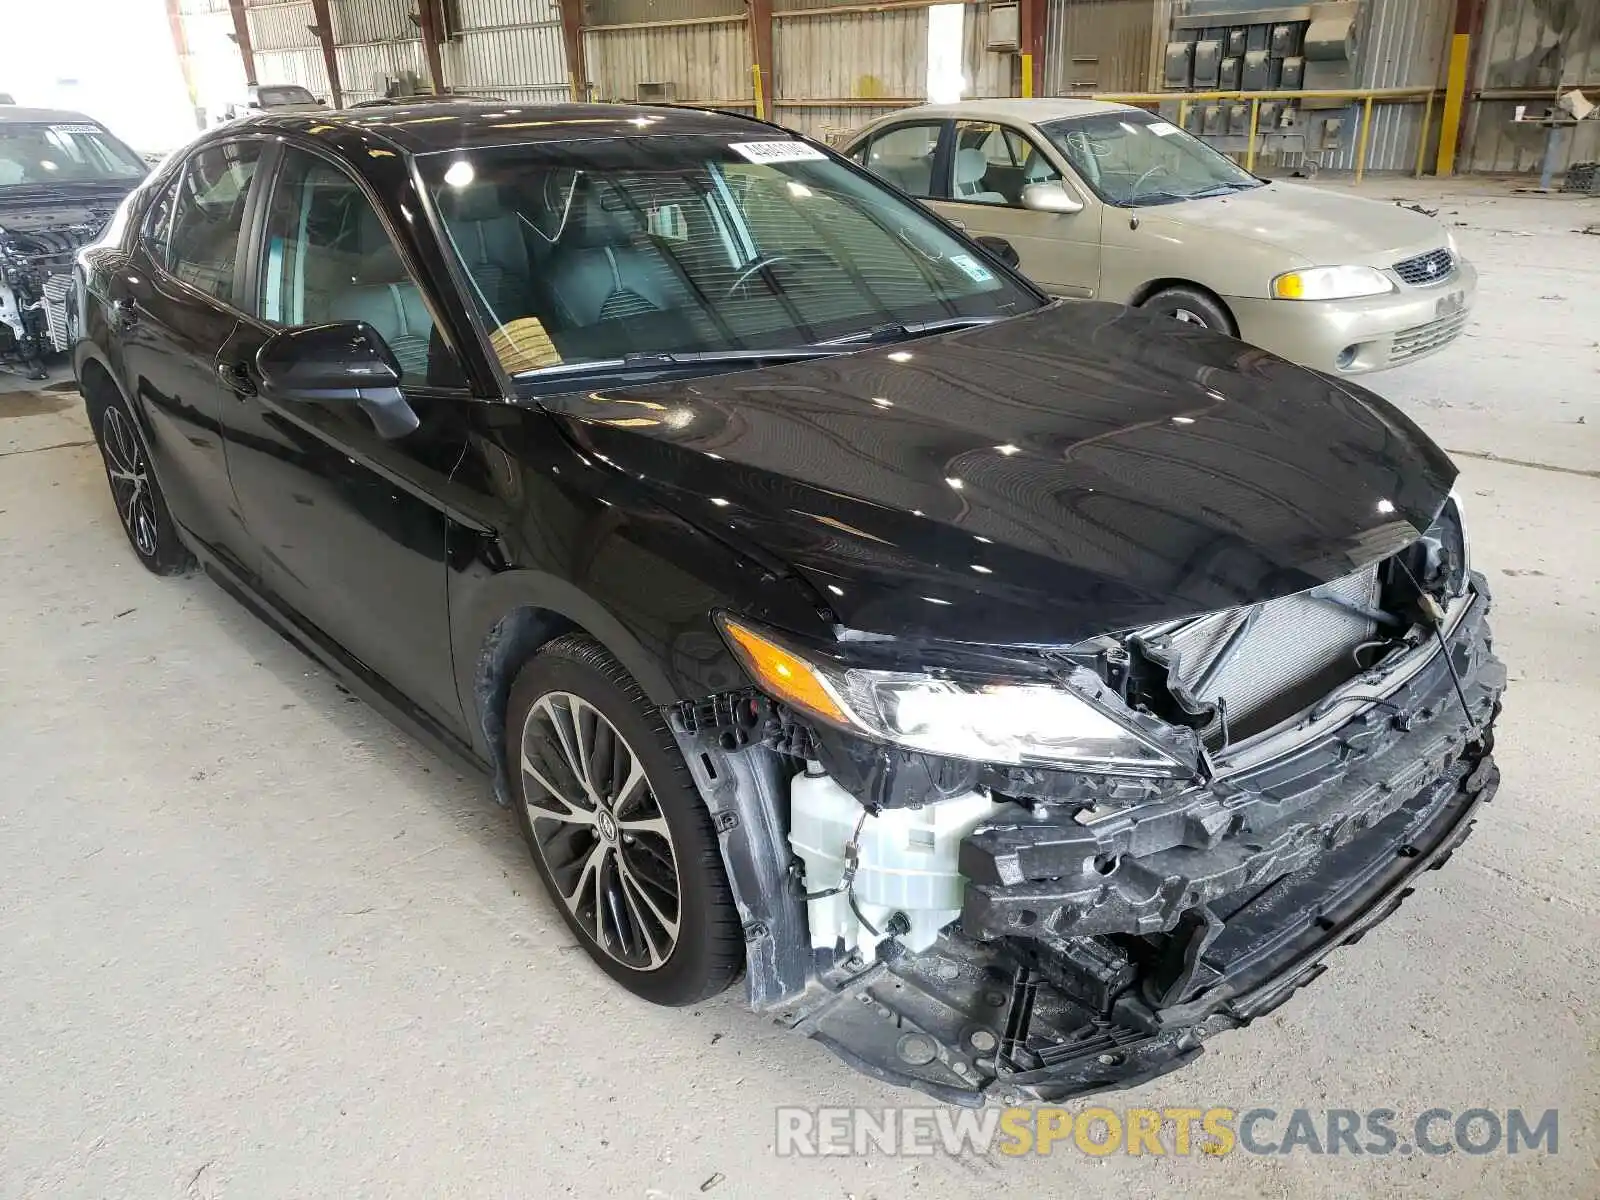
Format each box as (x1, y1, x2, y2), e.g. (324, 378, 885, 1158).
(952, 121, 1062, 206)
(257, 147, 451, 385)
(861, 122, 944, 198)
(163, 141, 262, 302)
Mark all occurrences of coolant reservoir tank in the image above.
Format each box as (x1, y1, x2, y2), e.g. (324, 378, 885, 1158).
(789, 769, 1019, 956)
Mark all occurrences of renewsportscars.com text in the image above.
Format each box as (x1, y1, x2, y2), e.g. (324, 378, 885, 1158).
(775, 1106, 1559, 1158)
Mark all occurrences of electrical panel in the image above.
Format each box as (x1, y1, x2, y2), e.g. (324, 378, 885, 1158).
(1192, 40, 1223, 89)
(986, 3, 1020, 53)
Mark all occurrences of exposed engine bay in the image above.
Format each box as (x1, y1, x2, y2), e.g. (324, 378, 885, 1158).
(0, 199, 111, 376)
(671, 496, 1504, 1103)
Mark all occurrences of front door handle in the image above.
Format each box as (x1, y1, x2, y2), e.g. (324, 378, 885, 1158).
(216, 359, 256, 396)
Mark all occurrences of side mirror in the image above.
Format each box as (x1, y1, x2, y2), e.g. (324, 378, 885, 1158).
(1021, 181, 1084, 215)
(255, 321, 419, 439)
(973, 235, 1020, 270)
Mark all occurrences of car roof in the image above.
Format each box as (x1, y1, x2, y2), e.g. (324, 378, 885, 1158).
(0, 105, 103, 125)
(860, 97, 1135, 128)
(237, 100, 786, 155)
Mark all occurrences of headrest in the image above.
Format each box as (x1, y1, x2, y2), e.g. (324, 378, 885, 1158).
(954, 149, 989, 186)
(438, 182, 503, 224)
(563, 180, 641, 249)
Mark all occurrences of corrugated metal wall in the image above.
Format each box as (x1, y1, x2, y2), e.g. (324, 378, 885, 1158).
(1291, 0, 1451, 173)
(585, 17, 754, 107)
(1043, 0, 1154, 94)
(965, 3, 1019, 98)
(245, 0, 331, 96)
(1466, 0, 1600, 174)
(445, 0, 571, 103)
(330, 0, 424, 102)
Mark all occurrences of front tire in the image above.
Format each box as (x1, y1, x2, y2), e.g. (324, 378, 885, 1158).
(94, 394, 192, 575)
(506, 635, 743, 1006)
(1140, 285, 1235, 335)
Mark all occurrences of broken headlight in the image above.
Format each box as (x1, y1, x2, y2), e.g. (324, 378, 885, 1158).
(1421, 489, 1470, 597)
(718, 616, 1186, 775)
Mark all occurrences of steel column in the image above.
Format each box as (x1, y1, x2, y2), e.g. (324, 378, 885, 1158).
(1020, 0, 1044, 98)
(415, 0, 448, 95)
(557, 0, 588, 102)
(1435, 0, 1485, 176)
(748, 0, 775, 120)
(227, 0, 256, 87)
(308, 0, 343, 108)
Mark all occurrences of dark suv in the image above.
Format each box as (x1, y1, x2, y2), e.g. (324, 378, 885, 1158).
(69, 101, 1502, 1103)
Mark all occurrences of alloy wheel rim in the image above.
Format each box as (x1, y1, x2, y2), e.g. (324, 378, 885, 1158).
(520, 691, 683, 972)
(101, 407, 158, 558)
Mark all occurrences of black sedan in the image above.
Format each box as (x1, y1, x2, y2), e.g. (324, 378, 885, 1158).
(68, 101, 1503, 1103)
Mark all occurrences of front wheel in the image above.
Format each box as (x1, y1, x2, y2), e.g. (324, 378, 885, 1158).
(95, 395, 192, 575)
(1140, 285, 1235, 335)
(506, 635, 744, 1005)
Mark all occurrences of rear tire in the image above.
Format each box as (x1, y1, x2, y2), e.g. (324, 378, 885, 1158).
(94, 393, 192, 576)
(506, 634, 743, 1006)
(1140, 285, 1235, 335)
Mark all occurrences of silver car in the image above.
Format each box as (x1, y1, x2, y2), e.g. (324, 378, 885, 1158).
(843, 98, 1475, 374)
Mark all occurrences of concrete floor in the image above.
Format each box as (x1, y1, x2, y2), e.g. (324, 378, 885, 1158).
(1, 178, 1597, 1198)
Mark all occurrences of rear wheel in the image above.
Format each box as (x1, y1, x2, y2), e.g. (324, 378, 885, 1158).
(95, 396, 192, 575)
(1140, 285, 1235, 335)
(506, 635, 743, 1005)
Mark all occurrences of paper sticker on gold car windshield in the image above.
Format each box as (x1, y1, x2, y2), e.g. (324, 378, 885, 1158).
(490, 317, 562, 374)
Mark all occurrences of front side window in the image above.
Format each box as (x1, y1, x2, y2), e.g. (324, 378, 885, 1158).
(417, 134, 1039, 384)
(163, 141, 262, 302)
(1039, 110, 1261, 207)
(951, 121, 1062, 206)
(861, 122, 944, 198)
(256, 146, 449, 385)
(0, 121, 146, 188)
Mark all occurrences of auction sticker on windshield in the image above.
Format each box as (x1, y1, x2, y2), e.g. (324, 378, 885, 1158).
(730, 141, 827, 164)
(949, 254, 995, 283)
(1147, 121, 1183, 137)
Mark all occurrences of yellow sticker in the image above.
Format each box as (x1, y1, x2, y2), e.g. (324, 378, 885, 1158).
(490, 317, 561, 374)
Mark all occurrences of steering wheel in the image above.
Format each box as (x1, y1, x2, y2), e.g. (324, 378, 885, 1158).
(725, 254, 794, 297)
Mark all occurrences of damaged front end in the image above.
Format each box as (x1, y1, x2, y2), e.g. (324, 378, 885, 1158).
(0, 199, 113, 377)
(671, 497, 1504, 1104)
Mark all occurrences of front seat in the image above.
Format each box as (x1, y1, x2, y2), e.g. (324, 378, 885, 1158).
(329, 207, 435, 379)
(542, 180, 678, 328)
(953, 149, 1008, 204)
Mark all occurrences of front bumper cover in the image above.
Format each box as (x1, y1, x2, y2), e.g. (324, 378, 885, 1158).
(779, 581, 1504, 1104)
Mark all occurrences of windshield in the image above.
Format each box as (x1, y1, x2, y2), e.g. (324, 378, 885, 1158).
(256, 85, 317, 107)
(1039, 110, 1261, 207)
(0, 121, 146, 187)
(418, 133, 1039, 382)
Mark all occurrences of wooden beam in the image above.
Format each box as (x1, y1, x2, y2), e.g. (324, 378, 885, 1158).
(747, 0, 775, 119)
(556, 0, 588, 102)
(308, 0, 343, 108)
(415, 0, 448, 95)
(227, 0, 257, 87)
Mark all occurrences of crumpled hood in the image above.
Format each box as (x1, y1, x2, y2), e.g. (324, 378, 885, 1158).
(1154, 181, 1450, 265)
(545, 302, 1456, 644)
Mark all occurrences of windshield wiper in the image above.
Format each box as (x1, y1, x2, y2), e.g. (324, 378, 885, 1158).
(517, 346, 844, 380)
(826, 316, 1001, 346)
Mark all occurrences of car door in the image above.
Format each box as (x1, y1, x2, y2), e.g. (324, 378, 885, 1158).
(215, 140, 476, 735)
(929, 120, 1101, 298)
(110, 139, 265, 573)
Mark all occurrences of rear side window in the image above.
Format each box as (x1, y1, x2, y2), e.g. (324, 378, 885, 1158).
(862, 122, 944, 198)
(161, 141, 262, 303)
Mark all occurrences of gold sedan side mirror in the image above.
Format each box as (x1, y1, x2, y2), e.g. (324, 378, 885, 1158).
(1021, 181, 1084, 215)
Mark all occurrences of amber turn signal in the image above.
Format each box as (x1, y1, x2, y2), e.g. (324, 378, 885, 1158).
(719, 618, 848, 725)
